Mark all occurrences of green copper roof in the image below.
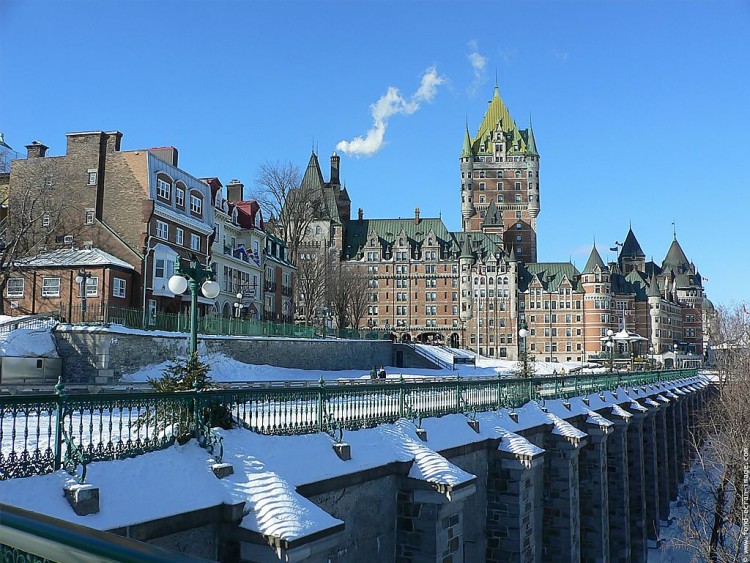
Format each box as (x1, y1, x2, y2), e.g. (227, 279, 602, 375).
(619, 228, 645, 260)
(481, 201, 503, 228)
(662, 238, 690, 271)
(647, 273, 661, 298)
(471, 85, 527, 155)
(461, 126, 472, 158)
(525, 119, 538, 156)
(625, 269, 649, 301)
(520, 262, 581, 293)
(300, 153, 324, 192)
(582, 246, 606, 274)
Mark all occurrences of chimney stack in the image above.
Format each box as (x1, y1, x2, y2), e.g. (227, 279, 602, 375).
(26, 141, 48, 158)
(330, 152, 340, 185)
(415, 207, 421, 225)
(358, 208, 363, 223)
(226, 179, 244, 203)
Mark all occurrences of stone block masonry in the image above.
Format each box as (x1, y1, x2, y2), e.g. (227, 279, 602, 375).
(53, 328, 400, 382)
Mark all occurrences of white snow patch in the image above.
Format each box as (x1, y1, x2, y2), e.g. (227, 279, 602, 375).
(0, 328, 58, 358)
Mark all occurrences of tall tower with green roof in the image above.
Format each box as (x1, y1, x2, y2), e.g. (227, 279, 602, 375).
(460, 83, 539, 262)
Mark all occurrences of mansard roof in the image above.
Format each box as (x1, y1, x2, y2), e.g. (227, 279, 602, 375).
(619, 228, 645, 260)
(582, 245, 606, 274)
(520, 262, 581, 293)
(342, 217, 504, 261)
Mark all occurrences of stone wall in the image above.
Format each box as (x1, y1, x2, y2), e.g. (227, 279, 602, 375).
(53, 328, 401, 383)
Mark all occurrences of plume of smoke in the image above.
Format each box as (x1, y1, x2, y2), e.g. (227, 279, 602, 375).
(336, 67, 446, 158)
(467, 40, 488, 96)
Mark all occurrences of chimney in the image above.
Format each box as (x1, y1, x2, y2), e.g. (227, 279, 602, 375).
(149, 147, 179, 167)
(358, 208, 363, 223)
(330, 152, 340, 185)
(105, 131, 123, 153)
(415, 207, 421, 225)
(26, 141, 48, 158)
(226, 179, 244, 203)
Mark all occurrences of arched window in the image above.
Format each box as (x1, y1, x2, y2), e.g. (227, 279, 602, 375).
(189, 191, 203, 217)
(315, 226, 321, 235)
(156, 173, 172, 202)
(174, 182, 186, 208)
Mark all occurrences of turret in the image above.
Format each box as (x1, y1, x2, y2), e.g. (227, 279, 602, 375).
(526, 117, 540, 220)
(459, 235, 475, 322)
(460, 125, 475, 230)
(647, 273, 661, 352)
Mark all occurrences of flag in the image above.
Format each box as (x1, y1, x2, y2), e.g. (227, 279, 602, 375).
(609, 247, 618, 252)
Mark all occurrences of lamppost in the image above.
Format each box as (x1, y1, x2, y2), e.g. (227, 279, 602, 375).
(518, 319, 529, 378)
(233, 292, 244, 318)
(606, 328, 615, 372)
(75, 270, 92, 322)
(673, 342, 679, 369)
(649, 345, 654, 369)
(168, 257, 221, 356)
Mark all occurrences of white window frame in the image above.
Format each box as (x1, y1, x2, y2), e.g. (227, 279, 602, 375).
(85, 209, 95, 225)
(87, 169, 98, 186)
(190, 194, 202, 215)
(84, 277, 98, 297)
(176, 228, 184, 246)
(113, 277, 126, 298)
(175, 187, 185, 207)
(42, 214, 50, 227)
(157, 178, 171, 200)
(190, 233, 201, 252)
(42, 277, 60, 297)
(156, 220, 169, 240)
(6, 278, 24, 297)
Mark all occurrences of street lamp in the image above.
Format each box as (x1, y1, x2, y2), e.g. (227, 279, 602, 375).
(648, 345, 654, 369)
(168, 257, 220, 356)
(234, 292, 244, 319)
(606, 329, 615, 372)
(518, 319, 529, 378)
(673, 342, 679, 369)
(75, 270, 92, 322)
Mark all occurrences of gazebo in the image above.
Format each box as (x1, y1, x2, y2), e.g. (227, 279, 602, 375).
(601, 328, 648, 370)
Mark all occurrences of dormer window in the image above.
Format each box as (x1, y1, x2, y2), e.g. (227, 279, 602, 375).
(157, 177, 171, 201)
(190, 192, 203, 217)
(175, 186, 185, 208)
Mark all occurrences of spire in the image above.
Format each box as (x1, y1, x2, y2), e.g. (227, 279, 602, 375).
(525, 115, 538, 156)
(647, 272, 661, 298)
(662, 237, 689, 271)
(473, 84, 519, 154)
(300, 152, 325, 192)
(481, 201, 503, 228)
(460, 235, 474, 260)
(461, 123, 473, 158)
(619, 227, 645, 260)
(582, 245, 607, 274)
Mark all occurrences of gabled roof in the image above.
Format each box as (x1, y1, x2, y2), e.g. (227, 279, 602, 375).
(582, 245, 606, 274)
(619, 228, 645, 260)
(481, 201, 503, 228)
(520, 263, 581, 292)
(17, 248, 135, 270)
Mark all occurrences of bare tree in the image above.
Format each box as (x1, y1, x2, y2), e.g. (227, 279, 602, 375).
(669, 303, 750, 562)
(346, 265, 370, 331)
(251, 160, 320, 265)
(0, 172, 78, 314)
(295, 250, 330, 325)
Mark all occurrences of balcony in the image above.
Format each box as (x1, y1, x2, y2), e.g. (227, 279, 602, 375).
(281, 285, 293, 297)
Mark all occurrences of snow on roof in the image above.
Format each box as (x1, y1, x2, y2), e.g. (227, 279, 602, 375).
(496, 428, 544, 458)
(644, 398, 660, 407)
(610, 404, 633, 419)
(656, 394, 671, 403)
(17, 248, 134, 270)
(0, 328, 59, 358)
(547, 411, 588, 440)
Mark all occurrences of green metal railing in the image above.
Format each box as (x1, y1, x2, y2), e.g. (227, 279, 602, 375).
(0, 369, 698, 481)
(64, 304, 316, 338)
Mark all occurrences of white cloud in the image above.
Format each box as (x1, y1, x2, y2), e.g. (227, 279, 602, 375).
(466, 40, 488, 96)
(336, 67, 446, 158)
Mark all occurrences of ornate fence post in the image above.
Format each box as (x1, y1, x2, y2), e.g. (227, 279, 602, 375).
(317, 376, 325, 433)
(455, 373, 462, 411)
(193, 380, 201, 443)
(53, 377, 65, 471)
(399, 375, 406, 418)
(496, 373, 503, 409)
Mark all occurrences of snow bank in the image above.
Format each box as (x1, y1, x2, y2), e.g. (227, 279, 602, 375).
(0, 328, 58, 358)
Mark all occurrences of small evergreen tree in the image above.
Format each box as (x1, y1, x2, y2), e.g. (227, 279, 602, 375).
(515, 351, 536, 378)
(137, 352, 231, 444)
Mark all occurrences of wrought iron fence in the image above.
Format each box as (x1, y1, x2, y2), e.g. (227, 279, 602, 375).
(0, 369, 698, 481)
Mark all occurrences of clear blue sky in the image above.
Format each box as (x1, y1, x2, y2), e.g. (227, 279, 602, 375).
(1, 1, 748, 307)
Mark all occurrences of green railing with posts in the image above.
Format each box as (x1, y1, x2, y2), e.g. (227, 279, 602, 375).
(0, 369, 699, 481)
(63, 304, 316, 338)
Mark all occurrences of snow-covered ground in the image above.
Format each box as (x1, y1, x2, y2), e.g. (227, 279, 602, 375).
(0, 327, 58, 358)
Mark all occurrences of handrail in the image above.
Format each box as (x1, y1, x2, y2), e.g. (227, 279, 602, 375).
(0, 502, 207, 562)
(0, 369, 699, 481)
